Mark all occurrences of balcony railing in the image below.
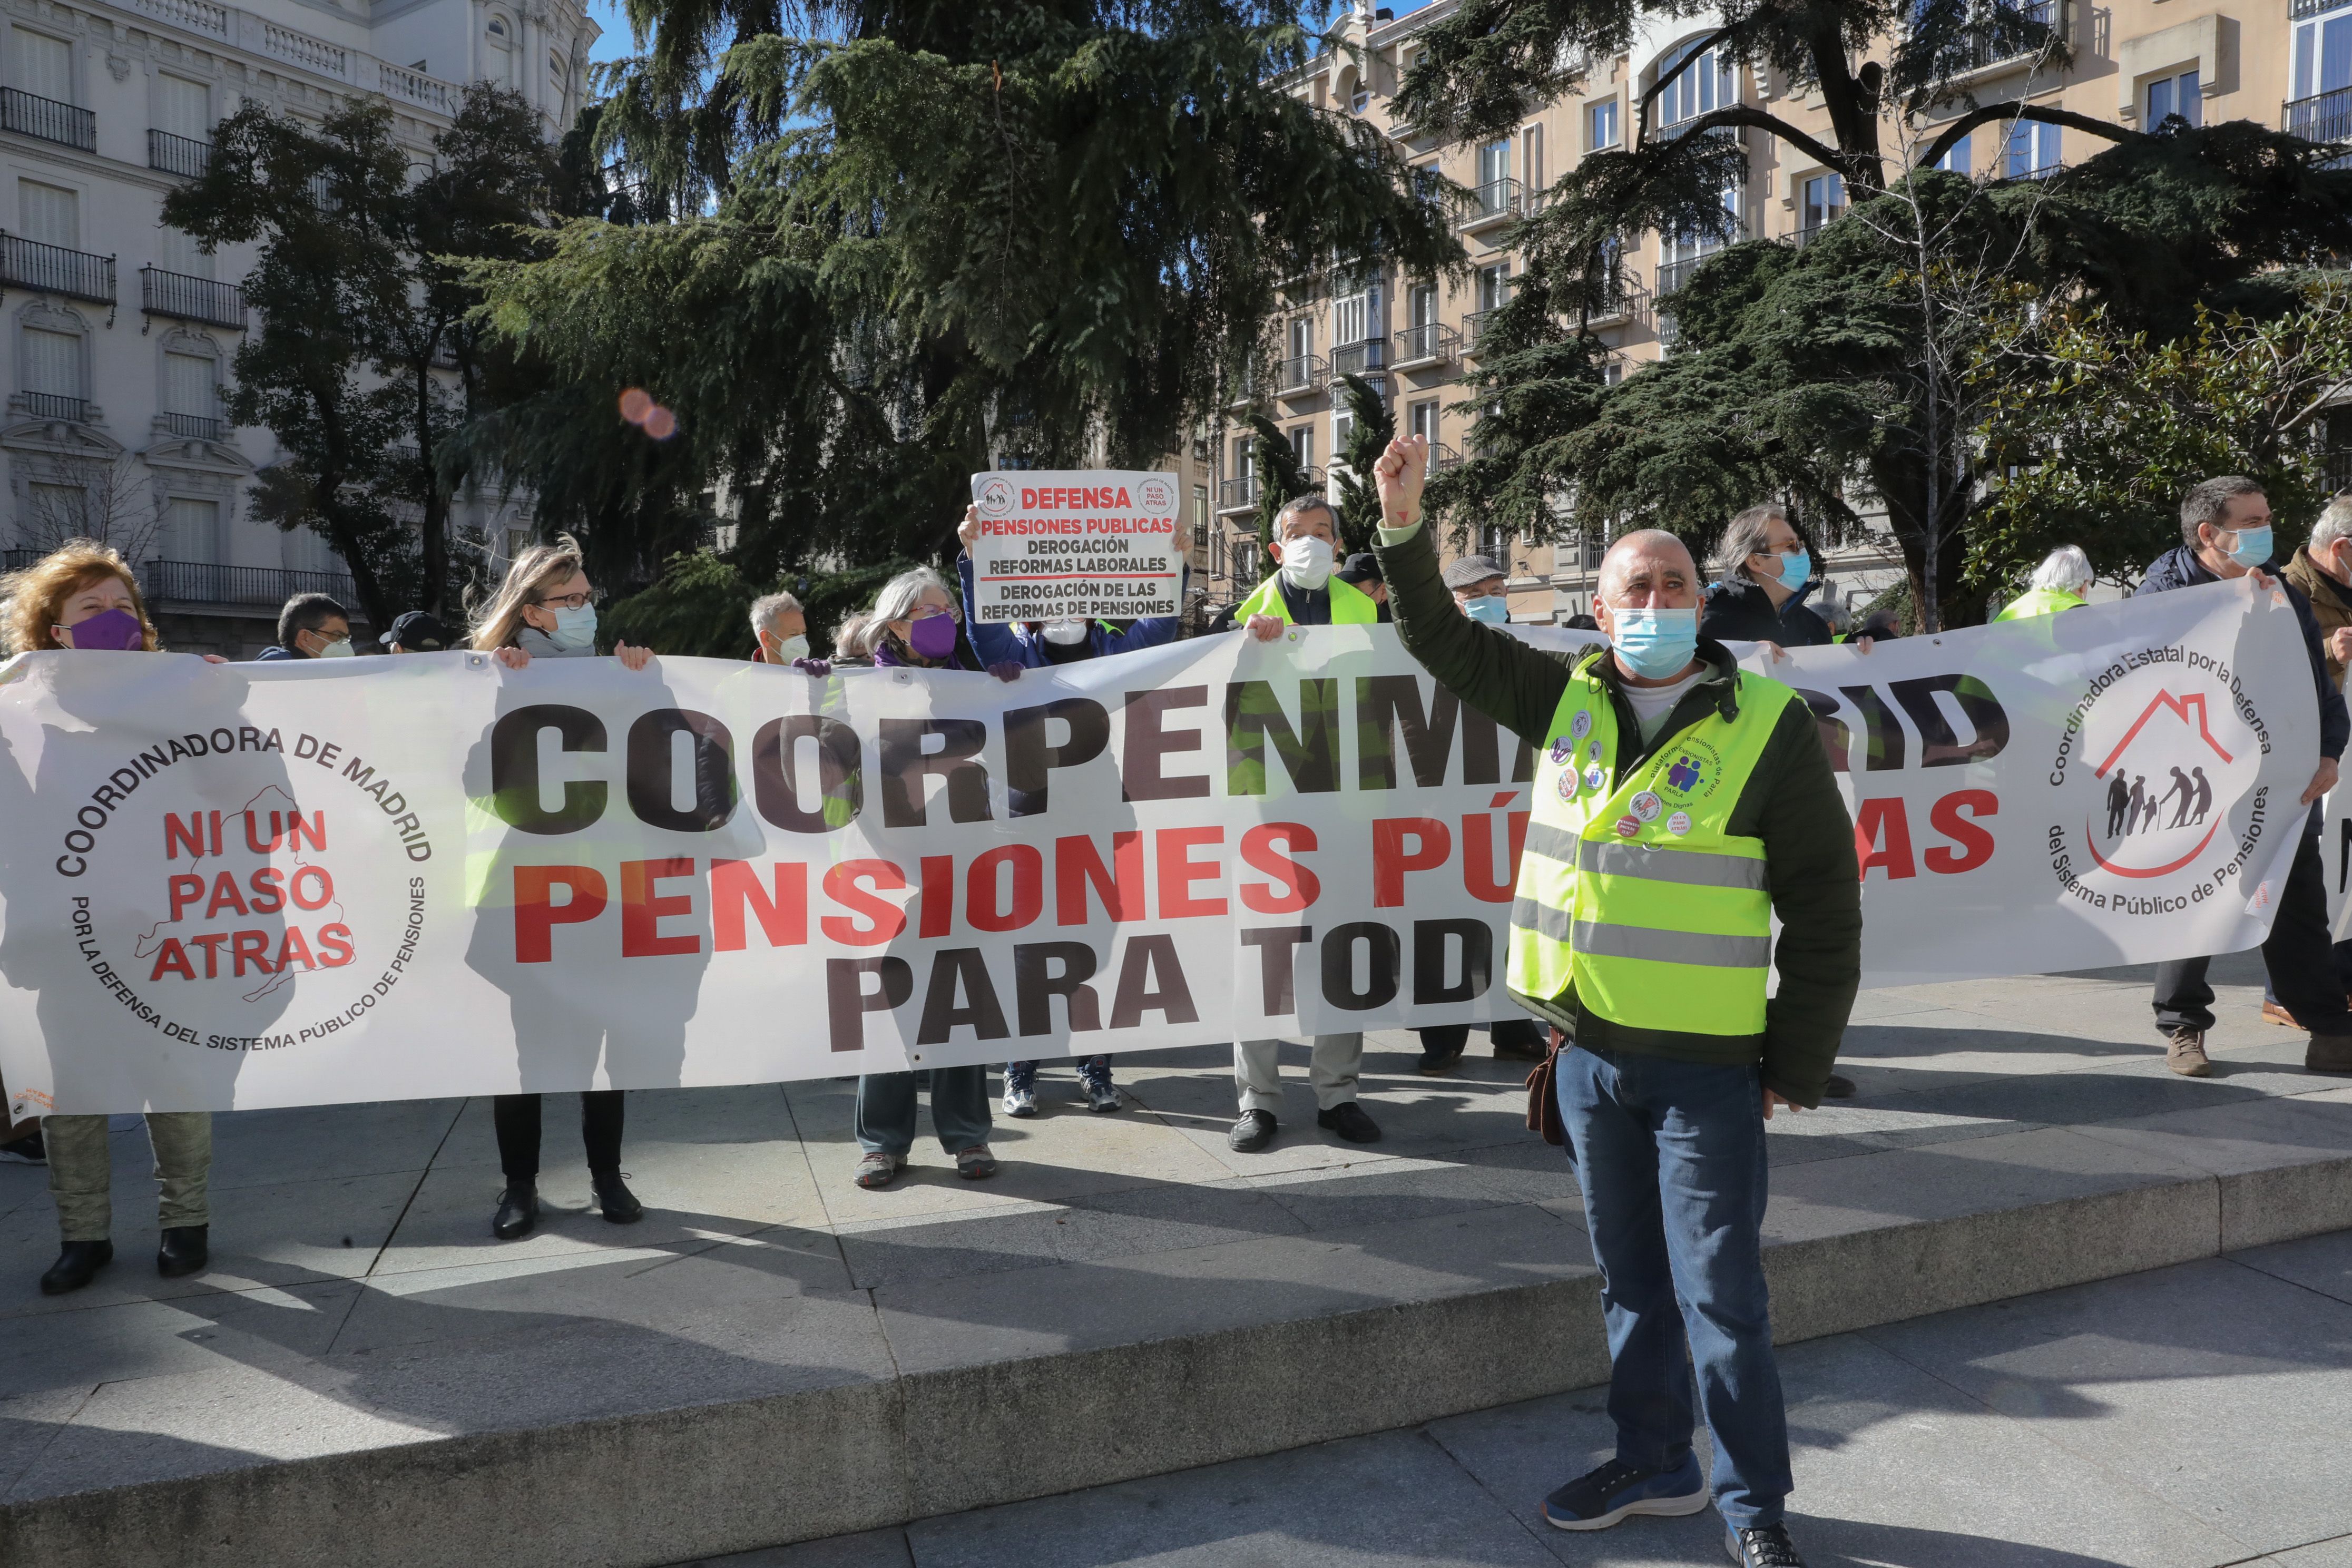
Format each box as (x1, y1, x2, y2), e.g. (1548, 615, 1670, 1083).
(142, 267, 246, 329)
(1392, 321, 1458, 369)
(1273, 353, 1326, 397)
(148, 128, 211, 177)
(1587, 268, 1649, 325)
(158, 411, 222, 441)
(1458, 177, 1530, 231)
(1463, 309, 1502, 355)
(2, 234, 116, 304)
(2287, 86, 2352, 151)
(1327, 338, 1387, 382)
(141, 558, 358, 610)
(1426, 442, 1463, 475)
(1217, 475, 1259, 514)
(18, 392, 89, 424)
(1951, 0, 2062, 74)
(1655, 254, 1709, 299)
(1, 88, 94, 151)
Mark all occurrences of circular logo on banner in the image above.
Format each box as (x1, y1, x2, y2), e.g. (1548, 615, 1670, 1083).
(1613, 815, 1642, 838)
(1137, 475, 1177, 514)
(1570, 710, 1593, 741)
(1630, 791, 1663, 822)
(1549, 736, 1574, 765)
(974, 475, 1016, 518)
(1667, 810, 1693, 837)
(1583, 764, 1606, 792)
(2041, 640, 2276, 915)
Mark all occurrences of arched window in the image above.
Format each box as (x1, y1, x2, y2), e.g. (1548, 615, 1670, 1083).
(485, 15, 516, 87)
(1653, 36, 1736, 131)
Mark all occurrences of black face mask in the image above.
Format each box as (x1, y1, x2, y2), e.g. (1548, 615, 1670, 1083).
(1042, 633, 1095, 665)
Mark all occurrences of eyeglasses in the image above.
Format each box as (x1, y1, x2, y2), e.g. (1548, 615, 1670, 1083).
(534, 591, 593, 610)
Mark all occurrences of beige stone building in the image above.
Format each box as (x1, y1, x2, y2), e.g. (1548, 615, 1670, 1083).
(1192, 0, 2339, 625)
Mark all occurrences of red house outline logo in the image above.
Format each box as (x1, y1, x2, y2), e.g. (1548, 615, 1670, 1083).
(2084, 690, 2236, 878)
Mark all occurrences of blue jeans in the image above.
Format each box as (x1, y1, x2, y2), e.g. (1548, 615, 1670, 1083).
(855, 1067, 993, 1157)
(1556, 1043, 1789, 1529)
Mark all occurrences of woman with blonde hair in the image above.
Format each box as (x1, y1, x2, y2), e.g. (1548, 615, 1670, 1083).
(1, 541, 224, 1294)
(471, 534, 657, 1240)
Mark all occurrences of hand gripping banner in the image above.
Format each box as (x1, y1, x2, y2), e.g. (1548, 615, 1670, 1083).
(0, 574, 2317, 1113)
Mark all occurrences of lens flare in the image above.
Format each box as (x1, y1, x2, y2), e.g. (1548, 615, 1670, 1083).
(618, 388, 654, 424)
(642, 406, 678, 440)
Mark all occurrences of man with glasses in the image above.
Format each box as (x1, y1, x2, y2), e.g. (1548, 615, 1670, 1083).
(255, 593, 352, 661)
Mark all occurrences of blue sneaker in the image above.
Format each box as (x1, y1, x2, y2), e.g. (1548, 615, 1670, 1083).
(1542, 1452, 1708, 1531)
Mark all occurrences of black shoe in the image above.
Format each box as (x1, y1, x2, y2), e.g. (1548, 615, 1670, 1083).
(0, 1128, 45, 1164)
(1416, 1042, 1465, 1076)
(156, 1224, 209, 1278)
(39, 1239, 112, 1295)
(1490, 1031, 1550, 1064)
(1228, 1109, 1277, 1152)
(1317, 1101, 1383, 1143)
(1726, 1522, 1808, 1566)
(592, 1172, 643, 1224)
(493, 1183, 538, 1240)
(1820, 1073, 1857, 1099)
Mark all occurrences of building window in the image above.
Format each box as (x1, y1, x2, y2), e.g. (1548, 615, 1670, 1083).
(1192, 484, 1209, 549)
(1289, 424, 1315, 472)
(164, 349, 216, 429)
(1211, 525, 1226, 580)
(1331, 273, 1379, 347)
(155, 74, 209, 141)
(1521, 123, 1544, 191)
(23, 324, 82, 403)
(1801, 173, 1846, 235)
(162, 495, 221, 564)
(2145, 69, 2201, 128)
(485, 15, 518, 88)
(25, 480, 87, 538)
(1476, 262, 1511, 312)
(1409, 399, 1439, 443)
(1475, 137, 1511, 193)
(1933, 134, 1972, 175)
(1654, 36, 1735, 131)
(1287, 316, 1312, 360)
(2005, 119, 2062, 179)
(1587, 99, 1619, 151)
(1350, 83, 1369, 114)
(1333, 401, 1355, 452)
(18, 179, 77, 248)
(2294, 11, 2352, 102)
(11, 27, 73, 106)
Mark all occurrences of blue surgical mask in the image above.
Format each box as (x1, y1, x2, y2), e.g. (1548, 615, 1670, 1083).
(1609, 607, 1700, 680)
(2226, 525, 2273, 570)
(1464, 595, 1511, 624)
(1771, 548, 1812, 595)
(548, 603, 599, 652)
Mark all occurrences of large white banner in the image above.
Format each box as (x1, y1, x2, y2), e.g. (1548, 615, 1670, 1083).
(0, 575, 2318, 1114)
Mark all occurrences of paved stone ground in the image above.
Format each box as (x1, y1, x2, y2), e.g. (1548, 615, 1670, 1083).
(5, 947, 2352, 1564)
(681, 1232, 2352, 1568)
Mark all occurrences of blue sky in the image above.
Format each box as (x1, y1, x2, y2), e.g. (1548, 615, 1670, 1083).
(585, 1, 1440, 67)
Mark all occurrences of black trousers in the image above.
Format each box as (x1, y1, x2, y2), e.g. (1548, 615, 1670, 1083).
(1415, 1018, 1549, 1060)
(494, 1091, 625, 1182)
(2153, 807, 2351, 1037)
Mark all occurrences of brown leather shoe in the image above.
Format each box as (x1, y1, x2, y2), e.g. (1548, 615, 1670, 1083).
(2263, 1000, 2300, 1027)
(2307, 1035, 2352, 1075)
(2165, 1027, 2212, 1077)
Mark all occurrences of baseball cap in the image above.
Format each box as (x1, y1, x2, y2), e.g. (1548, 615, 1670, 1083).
(1336, 552, 1383, 585)
(381, 610, 450, 651)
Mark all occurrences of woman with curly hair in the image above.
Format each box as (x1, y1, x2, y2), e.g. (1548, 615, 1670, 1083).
(2, 541, 225, 1295)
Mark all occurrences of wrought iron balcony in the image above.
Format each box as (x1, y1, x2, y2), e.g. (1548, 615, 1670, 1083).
(1949, 0, 2063, 74)
(1655, 255, 1709, 299)
(142, 267, 246, 329)
(17, 391, 89, 424)
(2287, 86, 2352, 154)
(158, 411, 222, 441)
(1327, 338, 1387, 383)
(1426, 442, 1463, 475)
(1, 233, 115, 303)
(1463, 309, 1502, 356)
(1586, 268, 1649, 325)
(1458, 178, 1534, 233)
(1, 88, 93, 151)
(1273, 353, 1326, 398)
(1391, 321, 1458, 369)
(1217, 475, 1259, 514)
(141, 558, 358, 610)
(148, 128, 212, 178)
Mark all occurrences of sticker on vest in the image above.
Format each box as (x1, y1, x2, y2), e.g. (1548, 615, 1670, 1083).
(1556, 769, 1579, 801)
(1570, 710, 1593, 741)
(1582, 763, 1606, 792)
(1660, 739, 1725, 800)
(1630, 791, 1663, 822)
(1666, 810, 1693, 836)
(1549, 736, 1574, 765)
(1613, 815, 1641, 838)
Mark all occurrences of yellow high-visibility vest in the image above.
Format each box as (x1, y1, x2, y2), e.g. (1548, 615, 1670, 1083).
(1993, 587, 2085, 621)
(1507, 655, 1796, 1039)
(1236, 574, 1379, 625)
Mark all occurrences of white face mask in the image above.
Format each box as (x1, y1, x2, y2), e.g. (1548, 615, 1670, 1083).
(768, 633, 810, 663)
(1280, 535, 1335, 590)
(315, 636, 354, 658)
(1041, 619, 1091, 646)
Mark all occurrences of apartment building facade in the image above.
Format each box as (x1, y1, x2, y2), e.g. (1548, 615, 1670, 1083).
(0, 0, 594, 652)
(1195, 0, 2337, 625)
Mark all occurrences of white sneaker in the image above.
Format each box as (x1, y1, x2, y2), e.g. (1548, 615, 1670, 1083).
(1004, 1084, 1038, 1118)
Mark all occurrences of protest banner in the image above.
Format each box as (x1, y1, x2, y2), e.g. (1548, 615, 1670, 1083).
(966, 469, 1184, 623)
(0, 575, 2317, 1114)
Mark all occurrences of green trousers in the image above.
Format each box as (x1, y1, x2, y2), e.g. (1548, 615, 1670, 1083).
(44, 1112, 212, 1242)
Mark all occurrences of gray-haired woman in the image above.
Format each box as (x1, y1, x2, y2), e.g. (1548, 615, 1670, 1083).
(1697, 505, 1836, 649)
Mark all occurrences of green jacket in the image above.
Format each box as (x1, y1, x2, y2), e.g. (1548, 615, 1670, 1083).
(1374, 521, 1862, 1106)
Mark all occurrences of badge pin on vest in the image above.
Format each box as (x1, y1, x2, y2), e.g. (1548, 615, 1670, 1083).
(1582, 763, 1606, 791)
(1556, 770, 1579, 801)
(1666, 810, 1693, 836)
(1613, 814, 1642, 837)
(1630, 791, 1663, 822)
(1549, 736, 1574, 765)
(1570, 710, 1593, 740)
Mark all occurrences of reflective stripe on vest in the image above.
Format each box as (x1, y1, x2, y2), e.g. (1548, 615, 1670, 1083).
(1505, 659, 1796, 1036)
(1236, 575, 1379, 625)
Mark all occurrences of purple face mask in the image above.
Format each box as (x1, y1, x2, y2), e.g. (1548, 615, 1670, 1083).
(61, 607, 145, 651)
(908, 612, 959, 661)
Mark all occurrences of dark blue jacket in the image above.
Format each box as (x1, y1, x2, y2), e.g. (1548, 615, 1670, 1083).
(956, 555, 1184, 667)
(254, 645, 299, 661)
(2137, 545, 2348, 761)
(1698, 576, 1835, 647)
